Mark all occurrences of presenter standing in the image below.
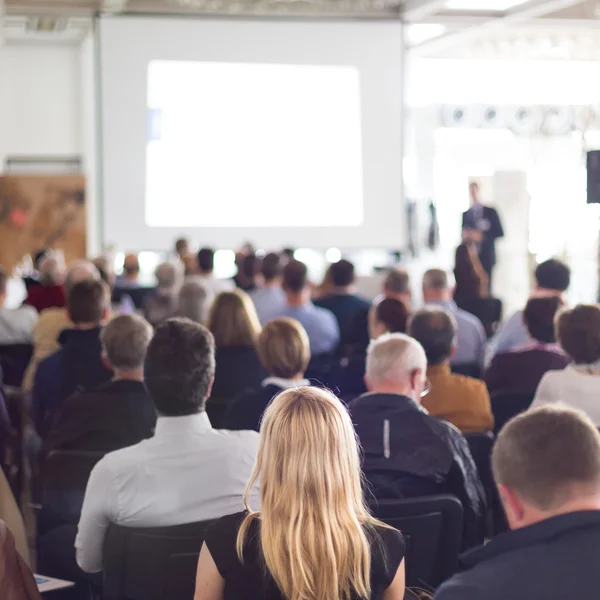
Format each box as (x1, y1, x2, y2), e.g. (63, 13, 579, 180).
(462, 181, 504, 289)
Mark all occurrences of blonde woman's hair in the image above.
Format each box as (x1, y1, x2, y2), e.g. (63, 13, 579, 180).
(257, 318, 311, 379)
(207, 290, 261, 348)
(237, 387, 386, 600)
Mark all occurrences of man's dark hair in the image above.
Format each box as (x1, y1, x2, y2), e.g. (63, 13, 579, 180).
(523, 297, 563, 344)
(144, 318, 216, 416)
(67, 279, 108, 325)
(242, 253, 257, 279)
(197, 248, 215, 273)
(408, 308, 457, 365)
(375, 298, 409, 334)
(534, 259, 570, 292)
(283, 260, 308, 293)
(330, 259, 355, 288)
(261, 253, 282, 282)
(0, 267, 8, 296)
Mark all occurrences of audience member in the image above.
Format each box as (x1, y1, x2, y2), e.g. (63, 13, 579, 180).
(144, 261, 180, 326)
(43, 314, 156, 455)
(269, 260, 339, 355)
(315, 259, 371, 351)
(222, 318, 311, 432)
(91, 256, 115, 289)
(350, 333, 485, 547)
(423, 269, 486, 368)
(0, 267, 38, 344)
(0, 520, 41, 600)
(409, 308, 493, 433)
(489, 258, 570, 359)
(178, 280, 210, 323)
(531, 305, 600, 425)
(234, 253, 259, 292)
(22, 261, 100, 391)
(453, 242, 488, 302)
(383, 268, 412, 310)
(175, 237, 189, 261)
(32, 279, 112, 436)
(369, 298, 409, 339)
(249, 252, 286, 324)
(23, 255, 66, 312)
(485, 297, 568, 394)
(22, 248, 50, 291)
(197, 387, 406, 600)
(187, 247, 234, 298)
(117, 253, 140, 288)
(436, 406, 600, 600)
(76, 318, 259, 574)
(207, 290, 267, 408)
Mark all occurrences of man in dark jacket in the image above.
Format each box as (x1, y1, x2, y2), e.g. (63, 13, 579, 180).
(43, 314, 156, 455)
(436, 405, 600, 600)
(350, 332, 485, 548)
(32, 279, 113, 437)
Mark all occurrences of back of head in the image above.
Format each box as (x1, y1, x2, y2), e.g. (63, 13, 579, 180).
(197, 248, 215, 273)
(178, 281, 209, 323)
(409, 308, 457, 365)
(65, 260, 100, 293)
(257, 318, 311, 378)
(534, 259, 570, 292)
(374, 298, 409, 334)
(492, 406, 600, 514)
(123, 254, 140, 277)
(422, 268, 449, 292)
(101, 314, 153, 370)
(366, 332, 427, 386)
(242, 253, 257, 279)
(384, 268, 410, 296)
(523, 297, 563, 344)
(155, 262, 178, 290)
(239, 386, 378, 600)
(67, 279, 108, 325)
(556, 304, 600, 364)
(329, 259, 355, 289)
(175, 237, 189, 256)
(261, 252, 282, 283)
(39, 255, 66, 286)
(282, 260, 308, 294)
(92, 256, 114, 288)
(144, 318, 215, 416)
(0, 267, 8, 298)
(207, 290, 261, 348)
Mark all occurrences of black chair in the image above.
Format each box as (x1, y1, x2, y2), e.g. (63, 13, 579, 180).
(112, 286, 156, 310)
(370, 494, 463, 589)
(451, 363, 482, 379)
(491, 391, 535, 434)
(102, 520, 214, 600)
(456, 297, 503, 338)
(0, 344, 33, 387)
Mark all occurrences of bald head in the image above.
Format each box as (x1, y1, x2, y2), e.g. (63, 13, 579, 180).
(123, 254, 140, 281)
(65, 260, 100, 293)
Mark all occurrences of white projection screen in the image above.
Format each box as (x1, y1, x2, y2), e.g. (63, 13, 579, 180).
(98, 17, 404, 250)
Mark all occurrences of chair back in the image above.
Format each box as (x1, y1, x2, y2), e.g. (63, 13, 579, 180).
(102, 521, 214, 600)
(455, 298, 503, 338)
(491, 391, 535, 434)
(370, 494, 463, 589)
(0, 344, 33, 387)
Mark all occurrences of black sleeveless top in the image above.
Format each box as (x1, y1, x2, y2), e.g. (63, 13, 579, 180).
(205, 511, 405, 600)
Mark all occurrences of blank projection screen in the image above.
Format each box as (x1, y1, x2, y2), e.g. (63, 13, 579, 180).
(98, 17, 404, 250)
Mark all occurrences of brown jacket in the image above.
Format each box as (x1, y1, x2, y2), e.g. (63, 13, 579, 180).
(0, 521, 41, 600)
(422, 364, 494, 433)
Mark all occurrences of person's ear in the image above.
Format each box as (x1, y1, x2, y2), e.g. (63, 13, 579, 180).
(450, 343, 458, 359)
(363, 374, 372, 392)
(497, 484, 524, 530)
(102, 307, 110, 323)
(101, 353, 113, 372)
(205, 375, 215, 399)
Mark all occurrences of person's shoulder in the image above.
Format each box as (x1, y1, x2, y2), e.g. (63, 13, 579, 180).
(435, 571, 487, 600)
(455, 307, 483, 327)
(213, 427, 260, 448)
(450, 372, 488, 394)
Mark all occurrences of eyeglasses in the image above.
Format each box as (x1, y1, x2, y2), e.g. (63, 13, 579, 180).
(420, 378, 432, 398)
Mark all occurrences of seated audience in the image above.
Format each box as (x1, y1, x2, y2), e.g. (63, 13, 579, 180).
(369, 298, 409, 339)
(315, 259, 371, 351)
(43, 314, 156, 455)
(178, 280, 210, 323)
(175, 237, 190, 262)
(453, 242, 488, 302)
(22, 260, 100, 391)
(0, 267, 38, 344)
(531, 305, 600, 425)
(0, 520, 41, 600)
(485, 297, 568, 394)
(269, 260, 339, 355)
(423, 269, 486, 368)
(187, 247, 234, 299)
(222, 318, 311, 432)
(249, 252, 286, 325)
(409, 308, 493, 433)
(196, 387, 406, 600)
(116, 253, 140, 288)
(207, 290, 267, 407)
(382, 268, 412, 310)
(32, 279, 112, 436)
(22, 248, 50, 291)
(76, 318, 259, 574)
(436, 406, 600, 600)
(489, 258, 570, 359)
(144, 261, 180, 326)
(350, 333, 485, 548)
(23, 255, 66, 313)
(233, 252, 258, 292)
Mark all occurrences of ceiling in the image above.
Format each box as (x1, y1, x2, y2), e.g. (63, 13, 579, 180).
(2, 0, 600, 60)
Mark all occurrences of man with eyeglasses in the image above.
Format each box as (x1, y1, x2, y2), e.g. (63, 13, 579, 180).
(349, 332, 486, 549)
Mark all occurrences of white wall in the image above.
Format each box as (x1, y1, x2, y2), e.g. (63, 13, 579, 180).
(0, 43, 81, 166)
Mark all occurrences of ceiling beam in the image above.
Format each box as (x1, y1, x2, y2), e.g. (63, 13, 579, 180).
(403, 0, 448, 21)
(409, 0, 588, 56)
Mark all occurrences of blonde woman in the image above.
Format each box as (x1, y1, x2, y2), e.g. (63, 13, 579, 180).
(195, 387, 406, 600)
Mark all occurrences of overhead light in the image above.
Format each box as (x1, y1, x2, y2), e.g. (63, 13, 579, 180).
(445, 0, 528, 10)
(407, 24, 447, 45)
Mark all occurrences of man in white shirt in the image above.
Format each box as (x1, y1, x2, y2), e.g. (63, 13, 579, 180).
(0, 267, 38, 345)
(75, 317, 259, 574)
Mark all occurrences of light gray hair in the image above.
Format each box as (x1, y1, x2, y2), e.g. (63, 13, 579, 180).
(155, 262, 178, 290)
(423, 269, 453, 291)
(65, 260, 100, 292)
(39, 255, 66, 285)
(179, 281, 211, 324)
(365, 332, 427, 384)
(101, 314, 153, 370)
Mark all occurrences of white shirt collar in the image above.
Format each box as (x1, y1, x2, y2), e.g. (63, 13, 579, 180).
(155, 412, 212, 436)
(262, 376, 310, 389)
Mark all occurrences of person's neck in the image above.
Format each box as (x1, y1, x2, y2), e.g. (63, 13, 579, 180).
(114, 368, 144, 382)
(532, 288, 564, 300)
(369, 382, 418, 401)
(286, 292, 308, 308)
(263, 279, 280, 289)
(424, 291, 452, 304)
(124, 275, 138, 283)
(516, 495, 600, 530)
(199, 270, 213, 277)
(72, 322, 100, 331)
(331, 285, 353, 295)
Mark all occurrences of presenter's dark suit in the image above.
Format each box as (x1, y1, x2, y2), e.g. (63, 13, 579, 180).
(462, 205, 504, 281)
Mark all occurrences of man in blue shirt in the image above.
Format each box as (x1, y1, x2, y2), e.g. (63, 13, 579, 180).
(249, 252, 286, 325)
(422, 269, 486, 368)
